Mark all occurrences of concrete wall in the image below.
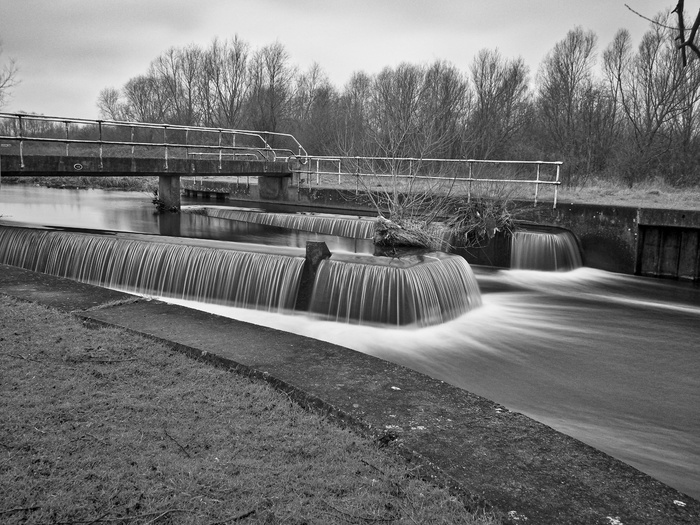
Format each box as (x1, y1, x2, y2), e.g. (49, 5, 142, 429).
(517, 203, 640, 274)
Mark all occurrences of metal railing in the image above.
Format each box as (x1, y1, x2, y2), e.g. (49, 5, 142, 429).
(292, 155, 563, 208)
(0, 112, 562, 208)
(0, 112, 308, 170)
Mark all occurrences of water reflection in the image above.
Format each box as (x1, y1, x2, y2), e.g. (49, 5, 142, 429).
(0, 185, 373, 254)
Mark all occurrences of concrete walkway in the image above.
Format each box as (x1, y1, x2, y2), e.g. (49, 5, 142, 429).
(1, 263, 698, 524)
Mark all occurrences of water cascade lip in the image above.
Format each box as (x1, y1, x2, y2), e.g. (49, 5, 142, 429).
(191, 205, 378, 239)
(510, 225, 583, 271)
(0, 225, 482, 328)
(0, 225, 306, 312)
(308, 251, 482, 327)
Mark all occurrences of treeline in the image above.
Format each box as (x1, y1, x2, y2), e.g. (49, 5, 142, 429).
(97, 14, 700, 188)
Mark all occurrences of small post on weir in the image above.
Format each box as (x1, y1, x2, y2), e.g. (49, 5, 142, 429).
(294, 241, 331, 311)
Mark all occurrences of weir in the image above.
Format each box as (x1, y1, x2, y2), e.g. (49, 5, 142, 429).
(195, 207, 377, 239)
(191, 206, 584, 273)
(309, 252, 482, 325)
(510, 228, 583, 271)
(0, 225, 481, 327)
(0, 226, 305, 311)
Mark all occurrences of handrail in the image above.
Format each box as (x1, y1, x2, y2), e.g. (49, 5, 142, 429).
(293, 155, 563, 208)
(0, 112, 308, 163)
(0, 112, 561, 207)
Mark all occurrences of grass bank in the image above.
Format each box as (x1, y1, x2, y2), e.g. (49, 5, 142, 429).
(0, 296, 500, 525)
(555, 176, 700, 210)
(0, 176, 157, 192)
(3, 173, 700, 211)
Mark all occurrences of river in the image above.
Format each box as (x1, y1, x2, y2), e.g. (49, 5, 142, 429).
(1, 185, 698, 500)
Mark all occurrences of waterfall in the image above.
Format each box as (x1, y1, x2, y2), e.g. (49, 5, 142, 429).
(309, 252, 482, 326)
(198, 207, 377, 239)
(510, 229, 583, 271)
(0, 225, 483, 326)
(0, 226, 305, 311)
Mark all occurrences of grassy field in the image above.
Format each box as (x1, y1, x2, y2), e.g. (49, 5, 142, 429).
(0, 296, 501, 525)
(555, 176, 700, 210)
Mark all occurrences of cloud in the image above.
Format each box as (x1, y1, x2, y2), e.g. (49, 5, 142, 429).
(0, 0, 667, 118)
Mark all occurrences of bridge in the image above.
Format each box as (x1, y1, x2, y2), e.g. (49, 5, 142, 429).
(0, 112, 563, 210)
(0, 113, 304, 209)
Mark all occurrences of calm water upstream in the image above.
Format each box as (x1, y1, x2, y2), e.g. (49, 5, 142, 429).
(1, 185, 699, 500)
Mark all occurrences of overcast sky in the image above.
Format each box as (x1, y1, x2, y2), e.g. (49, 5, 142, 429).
(0, 0, 674, 119)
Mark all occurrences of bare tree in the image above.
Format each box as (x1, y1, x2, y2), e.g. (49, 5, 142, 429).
(97, 87, 128, 120)
(246, 42, 296, 135)
(536, 27, 617, 185)
(344, 62, 475, 242)
(673, 0, 700, 65)
(0, 42, 19, 109)
(122, 73, 171, 123)
(367, 63, 426, 158)
(605, 16, 698, 185)
(201, 36, 249, 128)
(468, 49, 530, 159)
(290, 62, 337, 154)
(152, 45, 204, 125)
(336, 71, 373, 155)
(420, 60, 470, 159)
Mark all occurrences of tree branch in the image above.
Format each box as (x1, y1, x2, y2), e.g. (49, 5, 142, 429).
(625, 3, 676, 30)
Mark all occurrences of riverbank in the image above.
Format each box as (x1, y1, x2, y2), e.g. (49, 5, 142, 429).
(0, 175, 156, 192)
(0, 293, 498, 525)
(555, 177, 700, 211)
(1, 263, 697, 524)
(3, 175, 700, 211)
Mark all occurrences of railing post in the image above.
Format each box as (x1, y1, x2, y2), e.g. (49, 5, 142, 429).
(218, 129, 222, 171)
(130, 126, 135, 157)
(98, 120, 103, 170)
(468, 161, 472, 204)
(17, 114, 24, 169)
(554, 164, 560, 209)
(64, 121, 70, 156)
(534, 163, 541, 207)
(163, 125, 168, 170)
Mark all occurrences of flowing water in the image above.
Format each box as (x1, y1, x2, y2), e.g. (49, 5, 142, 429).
(511, 228, 583, 271)
(0, 226, 306, 311)
(309, 252, 482, 325)
(201, 206, 377, 239)
(1, 185, 698, 499)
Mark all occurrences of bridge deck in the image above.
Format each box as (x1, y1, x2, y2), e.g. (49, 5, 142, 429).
(0, 154, 292, 178)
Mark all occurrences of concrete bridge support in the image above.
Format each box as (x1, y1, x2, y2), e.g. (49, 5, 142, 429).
(158, 175, 181, 211)
(259, 175, 290, 200)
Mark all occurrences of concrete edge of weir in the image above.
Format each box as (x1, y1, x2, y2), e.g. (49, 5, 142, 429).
(0, 262, 698, 525)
